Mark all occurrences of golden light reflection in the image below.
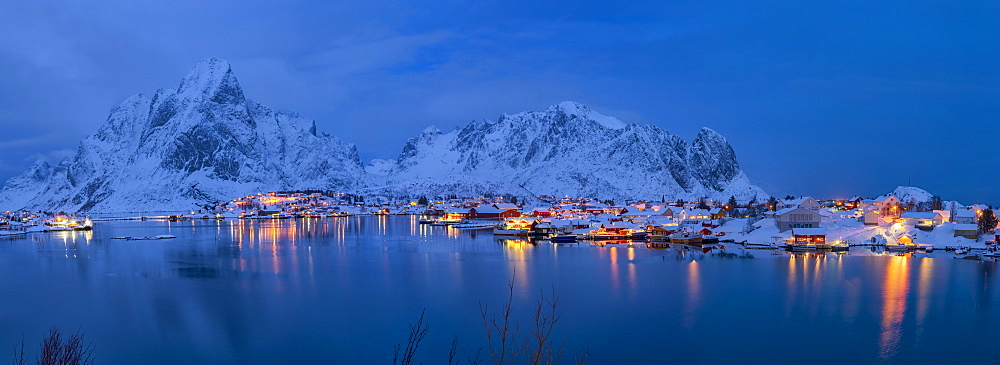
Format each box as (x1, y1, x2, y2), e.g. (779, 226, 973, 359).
(785, 254, 798, 318)
(609, 246, 619, 292)
(225, 219, 340, 276)
(627, 247, 637, 292)
(915, 258, 933, 339)
(501, 239, 530, 293)
(879, 256, 910, 360)
(682, 260, 700, 329)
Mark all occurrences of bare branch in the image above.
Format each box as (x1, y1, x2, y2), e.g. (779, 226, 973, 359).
(448, 335, 459, 365)
(393, 309, 429, 365)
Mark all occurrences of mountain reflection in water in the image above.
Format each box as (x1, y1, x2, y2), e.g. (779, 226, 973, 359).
(0, 216, 999, 364)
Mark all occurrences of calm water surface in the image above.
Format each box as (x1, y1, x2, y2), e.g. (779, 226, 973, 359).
(1, 216, 999, 364)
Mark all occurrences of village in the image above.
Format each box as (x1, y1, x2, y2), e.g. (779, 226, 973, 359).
(164, 186, 999, 256)
(4, 186, 998, 257)
(0, 210, 92, 236)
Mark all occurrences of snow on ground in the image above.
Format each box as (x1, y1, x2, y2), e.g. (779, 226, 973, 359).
(717, 208, 986, 248)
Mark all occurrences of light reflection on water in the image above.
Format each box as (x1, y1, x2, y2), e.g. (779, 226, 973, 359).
(1, 217, 1000, 364)
(682, 260, 700, 329)
(880, 256, 910, 360)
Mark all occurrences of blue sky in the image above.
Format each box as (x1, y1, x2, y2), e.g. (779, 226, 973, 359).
(1, 1, 998, 203)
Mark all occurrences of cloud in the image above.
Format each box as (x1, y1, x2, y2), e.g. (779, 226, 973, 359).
(26, 149, 75, 164)
(301, 31, 452, 77)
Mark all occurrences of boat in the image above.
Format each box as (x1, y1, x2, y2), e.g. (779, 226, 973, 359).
(493, 227, 529, 236)
(549, 234, 578, 243)
(430, 219, 463, 226)
(885, 244, 916, 252)
(983, 251, 1000, 258)
(785, 243, 818, 252)
(669, 231, 703, 246)
(743, 242, 778, 250)
(630, 231, 649, 240)
(451, 222, 494, 229)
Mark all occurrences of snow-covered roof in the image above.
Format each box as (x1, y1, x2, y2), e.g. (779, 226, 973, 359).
(953, 224, 978, 231)
(775, 207, 797, 215)
(775, 206, 822, 217)
(622, 210, 651, 216)
(792, 228, 826, 236)
(955, 210, 977, 218)
(783, 197, 816, 206)
(602, 222, 629, 229)
(493, 203, 519, 210)
(873, 195, 897, 203)
(900, 212, 941, 219)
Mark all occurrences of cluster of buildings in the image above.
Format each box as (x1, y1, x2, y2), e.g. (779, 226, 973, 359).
(192, 190, 1000, 249)
(761, 195, 994, 247)
(432, 197, 734, 241)
(0, 210, 92, 234)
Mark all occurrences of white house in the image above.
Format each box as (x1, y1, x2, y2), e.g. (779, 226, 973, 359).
(863, 211, 882, 225)
(933, 209, 951, 222)
(872, 195, 901, 216)
(783, 197, 821, 211)
(954, 223, 979, 239)
(776, 207, 822, 232)
(900, 211, 943, 230)
(954, 209, 978, 224)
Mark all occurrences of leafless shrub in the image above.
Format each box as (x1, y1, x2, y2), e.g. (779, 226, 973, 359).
(448, 335, 459, 365)
(480, 279, 520, 365)
(12, 326, 94, 365)
(392, 277, 587, 364)
(393, 309, 429, 365)
(12, 336, 27, 365)
(524, 287, 562, 365)
(478, 279, 586, 365)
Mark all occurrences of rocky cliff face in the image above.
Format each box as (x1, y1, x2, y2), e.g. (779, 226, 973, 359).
(0, 58, 365, 212)
(366, 101, 765, 201)
(0, 59, 766, 212)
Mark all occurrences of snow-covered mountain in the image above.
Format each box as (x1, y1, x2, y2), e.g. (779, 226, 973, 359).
(0, 59, 767, 212)
(889, 186, 935, 204)
(0, 58, 365, 212)
(365, 101, 766, 201)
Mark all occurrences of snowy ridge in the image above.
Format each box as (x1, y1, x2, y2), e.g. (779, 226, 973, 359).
(0, 58, 365, 212)
(0, 58, 768, 212)
(889, 186, 934, 204)
(365, 102, 766, 201)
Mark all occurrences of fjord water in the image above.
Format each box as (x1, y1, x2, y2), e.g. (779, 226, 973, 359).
(1, 217, 999, 364)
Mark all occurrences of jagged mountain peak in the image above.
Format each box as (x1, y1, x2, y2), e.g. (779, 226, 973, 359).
(0, 58, 365, 212)
(176, 57, 244, 104)
(552, 101, 626, 129)
(367, 103, 765, 201)
(420, 126, 443, 135)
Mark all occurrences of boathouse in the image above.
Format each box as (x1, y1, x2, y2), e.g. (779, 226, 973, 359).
(791, 228, 826, 245)
(954, 224, 979, 239)
(470, 206, 520, 220)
